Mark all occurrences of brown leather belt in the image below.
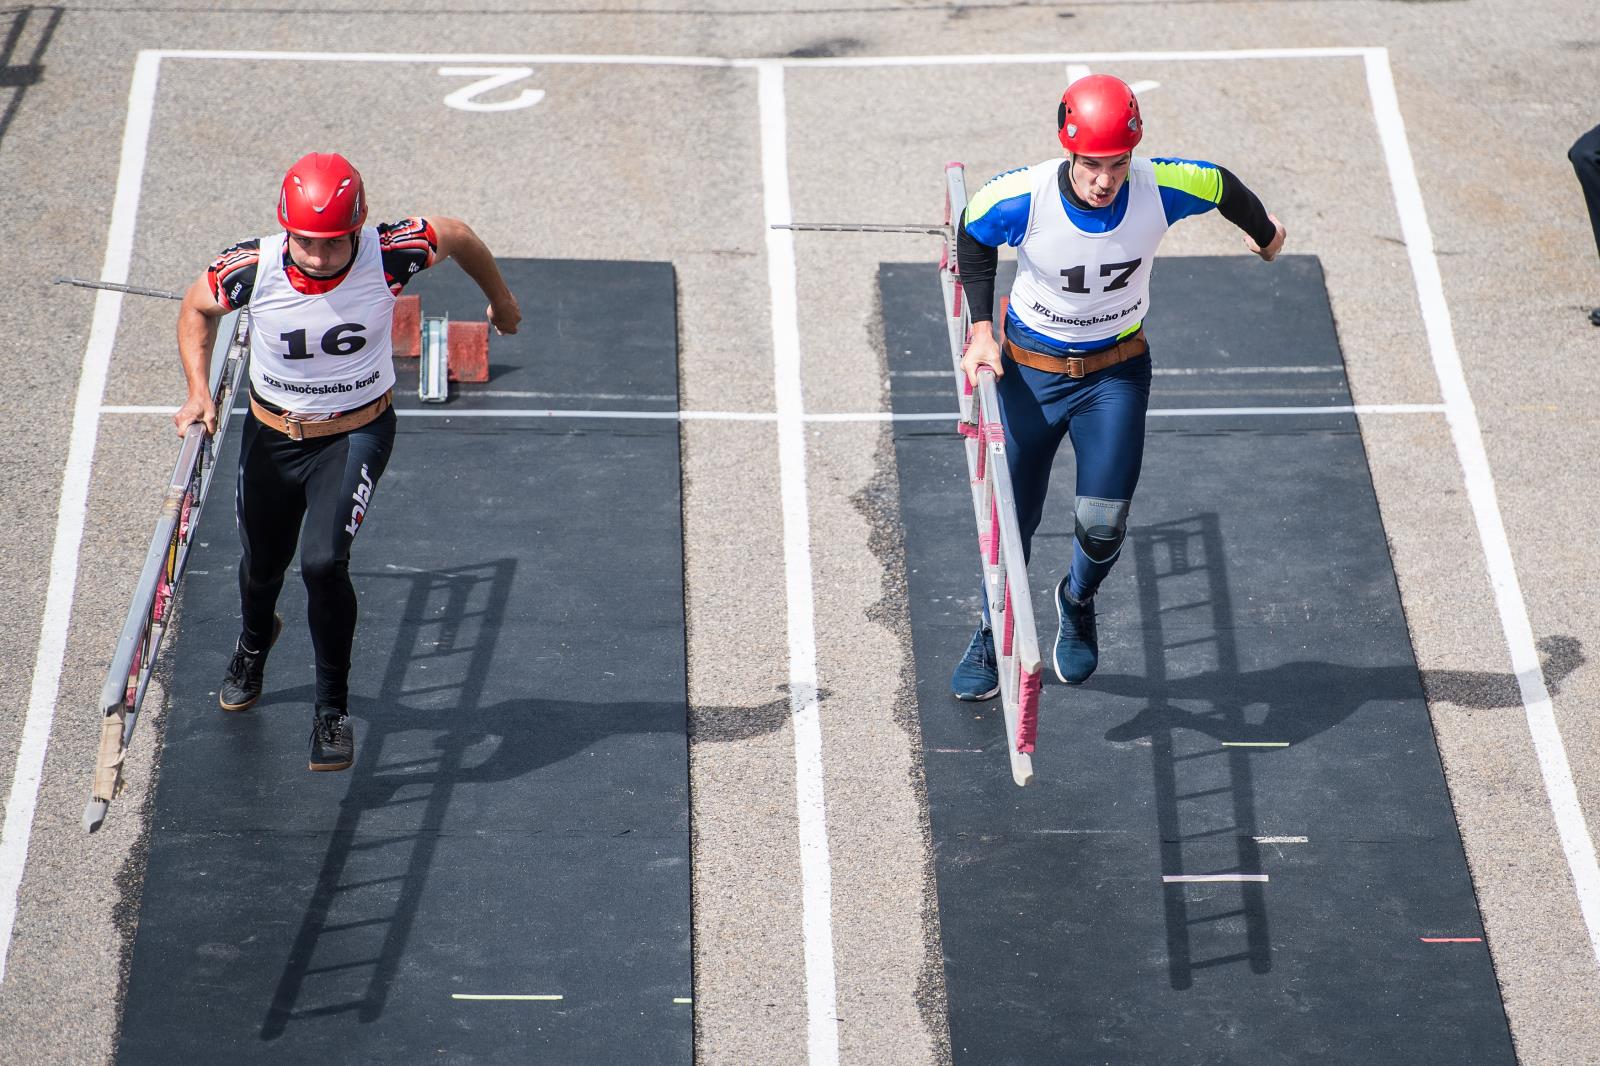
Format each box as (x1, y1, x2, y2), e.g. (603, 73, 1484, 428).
(1002, 332, 1149, 378)
(249, 390, 392, 441)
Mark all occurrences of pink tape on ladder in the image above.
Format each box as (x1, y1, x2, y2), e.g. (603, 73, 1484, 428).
(1016, 668, 1042, 753)
(988, 500, 1001, 565)
(983, 421, 1005, 444)
(957, 421, 978, 440)
(978, 530, 993, 560)
(1002, 584, 1015, 658)
(953, 281, 964, 318)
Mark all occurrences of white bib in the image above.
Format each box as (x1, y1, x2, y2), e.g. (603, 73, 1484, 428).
(247, 227, 396, 415)
(1009, 157, 1169, 348)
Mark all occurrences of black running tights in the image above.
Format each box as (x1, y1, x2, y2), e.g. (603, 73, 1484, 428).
(234, 406, 396, 711)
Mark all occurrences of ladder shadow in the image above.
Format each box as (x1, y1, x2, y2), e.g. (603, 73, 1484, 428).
(1122, 514, 1271, 991)
(255, 558, 709, 1039)
(1109, 514, 1585, 991)
(0, 7, 61, 149)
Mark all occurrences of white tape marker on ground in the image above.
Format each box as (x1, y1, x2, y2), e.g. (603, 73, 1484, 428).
(757, 59, 840, 1066)
(0, 51, 161, 983)
(1365, 46, 1600, 969)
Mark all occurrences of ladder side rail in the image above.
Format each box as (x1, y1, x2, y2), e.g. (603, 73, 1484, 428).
(85, 311, 248, 831)
(943, 161, 1036, 785)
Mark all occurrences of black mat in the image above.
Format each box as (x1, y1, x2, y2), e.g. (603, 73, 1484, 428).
(883, 256, 1515, 1065)
(117, 259, 691, 1064)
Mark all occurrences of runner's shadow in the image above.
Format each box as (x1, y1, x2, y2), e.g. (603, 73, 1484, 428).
(1099, 636, 1586, 746)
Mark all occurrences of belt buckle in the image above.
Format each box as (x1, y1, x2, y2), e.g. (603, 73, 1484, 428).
(283, 414, 305, 441)
(1065, 356, 1086, 378)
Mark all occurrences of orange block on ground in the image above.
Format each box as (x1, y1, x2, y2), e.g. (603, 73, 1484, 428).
(448, 321, 490, 383)
(392, 295, 421, 357)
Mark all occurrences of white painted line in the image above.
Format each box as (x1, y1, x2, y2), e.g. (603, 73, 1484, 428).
(892, 366, 1346, 378)
(467, 389, 679, 402)
(450, 993, 563, 1001)
(159, 49, 741, 67)
(1163, 874, 1270, 883)
(1222, 741, 1290, 748)
(787, 47, 1368, 69)
(99, 405, 776, 421)
(1153, 365, 1345, 376)
(395, 408, 699, 420)
(156, 47, 1371, 71)
(0, 51, 161, 983)
(103, 404, 1441, 422)
(1253, 836, 1309, 844)
(819, 404, 1445, 422)
(673, 997, 693, 1004)
(1148, 404, 1445, 417)
(1366, 46, 1600, 970)
(758, 60, 838, 1066)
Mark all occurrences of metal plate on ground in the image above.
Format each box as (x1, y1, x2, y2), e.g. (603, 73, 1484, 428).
(115, 259, 690, 1065)
(883, 255, 1515, 1065)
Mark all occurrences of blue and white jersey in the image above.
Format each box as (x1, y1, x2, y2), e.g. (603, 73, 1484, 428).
(964, 156, 1231, 350)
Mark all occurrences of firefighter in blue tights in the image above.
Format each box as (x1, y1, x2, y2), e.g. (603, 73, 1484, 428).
(951, 74, 1287, 700)
(1571, 123, 1600, 326)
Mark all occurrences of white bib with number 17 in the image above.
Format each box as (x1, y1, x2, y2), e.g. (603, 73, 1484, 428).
(1009, 157, 1169, 348)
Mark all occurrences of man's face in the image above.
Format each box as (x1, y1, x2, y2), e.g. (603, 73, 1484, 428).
(1069, 152, 1132, 208)
(286, 232, 356, 276)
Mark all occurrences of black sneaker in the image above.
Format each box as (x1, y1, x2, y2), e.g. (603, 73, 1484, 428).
(309, 708, 354, 772)
(218, 615, 283, 711)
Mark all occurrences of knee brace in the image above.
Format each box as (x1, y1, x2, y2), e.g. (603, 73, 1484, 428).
(1074, 496, 1130, 564)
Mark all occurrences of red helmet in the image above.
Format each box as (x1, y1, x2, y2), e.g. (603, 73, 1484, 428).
(1057, 74, 1143, 156)
(278, 152, 367, 237)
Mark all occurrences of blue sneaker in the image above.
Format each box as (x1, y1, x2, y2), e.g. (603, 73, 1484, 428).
(951, 625, 1000, 701)
(1053, 576, 1099, 685)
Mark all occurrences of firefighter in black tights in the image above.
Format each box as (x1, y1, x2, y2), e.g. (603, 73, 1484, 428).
(174, 152, 520, 771)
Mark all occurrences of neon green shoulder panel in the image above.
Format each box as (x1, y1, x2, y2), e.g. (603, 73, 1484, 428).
(963, 168, 1034, 227)
(1152, 159, 1223, 204)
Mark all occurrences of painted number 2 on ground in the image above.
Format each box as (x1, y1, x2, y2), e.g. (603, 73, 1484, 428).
(439, 67, 544, 111)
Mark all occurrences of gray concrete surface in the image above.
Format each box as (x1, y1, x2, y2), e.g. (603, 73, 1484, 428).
(1, 2, 1599, 1063)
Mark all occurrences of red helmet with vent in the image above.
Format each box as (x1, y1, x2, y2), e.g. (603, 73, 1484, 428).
(278, 152, 367, 238)
(1057, 74, 1143, 157)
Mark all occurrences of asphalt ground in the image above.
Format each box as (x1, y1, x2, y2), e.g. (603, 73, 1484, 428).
(1, 2, 1599, 1064)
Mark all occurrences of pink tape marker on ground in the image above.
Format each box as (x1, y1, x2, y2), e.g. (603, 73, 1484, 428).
(1420, 937, 1484, 943)
(1016, 668, 1041, 753)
